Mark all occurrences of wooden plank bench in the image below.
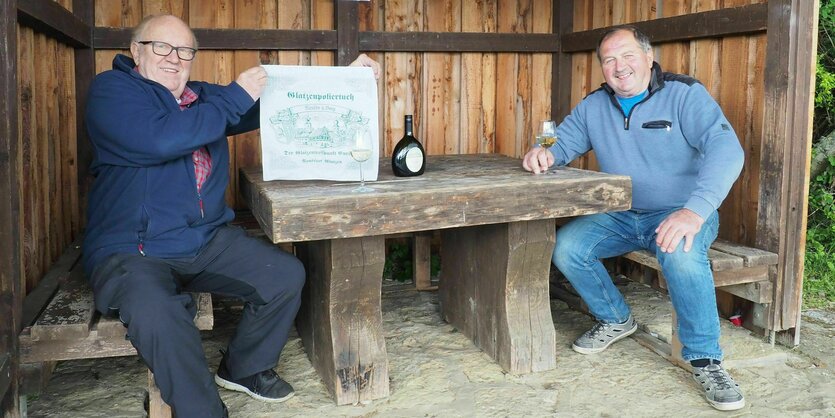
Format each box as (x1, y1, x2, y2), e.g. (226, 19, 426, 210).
(18, 243, 213, 418)
(552, 238, 778, 370)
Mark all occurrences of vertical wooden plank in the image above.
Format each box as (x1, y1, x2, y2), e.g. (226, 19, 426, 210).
(422, 0, 461, 155)
(551, 0, 572, 126)
(46, 38, 63, 267)
(718, 0, 753, 249)
(495, 0, 518, 157)
(412, 232, 434, 290)
(72, 0, 93, 234)
(58, 43, 78, 248)
(689, 0, 721, 97)
(311, 0, 334, 66)
(336, 0, 359, 66)
(383, 1, 422, 156)
(480, 0, 497, 153)
(514, 0, 532, 158)
(278, 0, 311, 66)
(530, 0, 551, 145)
(0, 0, 20, 409)
(657, 1, 689, 74)
(358, 1, 386, 154)
(19, 27, 36, 299)
(757, 0, 818, 335)
(144, 0, 186, 19)
(35, 33, 49, 284)
(461, 0, 485, 153)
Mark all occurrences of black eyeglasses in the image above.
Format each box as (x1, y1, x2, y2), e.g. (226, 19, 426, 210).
(136, 41, 197, 61)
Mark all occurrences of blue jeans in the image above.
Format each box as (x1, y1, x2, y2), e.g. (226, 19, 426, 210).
(553, 209, 722, 362)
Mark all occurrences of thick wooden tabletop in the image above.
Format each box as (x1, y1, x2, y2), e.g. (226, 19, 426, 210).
(240, 154, 632, 243)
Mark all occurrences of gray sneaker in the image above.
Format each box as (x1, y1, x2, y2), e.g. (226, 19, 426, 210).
(692, 362, 745, 411)
(572, 316, 637, 354)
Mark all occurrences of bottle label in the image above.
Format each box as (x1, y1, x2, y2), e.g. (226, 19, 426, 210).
(404, 147, 424, 172)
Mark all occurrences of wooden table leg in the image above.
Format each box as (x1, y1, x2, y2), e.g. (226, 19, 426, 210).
(440, 219, 557, 374)
(295, 236, 389, 405)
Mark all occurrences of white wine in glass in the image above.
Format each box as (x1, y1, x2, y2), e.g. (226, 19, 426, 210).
(536, 120, 558, 149)
(351, 129, 374, 193)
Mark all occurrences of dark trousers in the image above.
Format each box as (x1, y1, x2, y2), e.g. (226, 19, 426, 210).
(89, 225, 305, 418)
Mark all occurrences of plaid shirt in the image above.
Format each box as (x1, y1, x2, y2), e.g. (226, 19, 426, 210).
(178, 87, 211, 192)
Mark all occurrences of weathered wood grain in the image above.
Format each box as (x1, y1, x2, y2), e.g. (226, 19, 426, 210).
(30, 268, 94, 341)
(240, 154, 631, 243)
(711, 238, 779, 267)
(440, 219, 557, 374)
(295, 237, 389, 405)
(757, 0, 816, 334)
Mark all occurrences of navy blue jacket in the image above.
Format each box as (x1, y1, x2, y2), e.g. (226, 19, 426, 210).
(83, 55, 260, 274)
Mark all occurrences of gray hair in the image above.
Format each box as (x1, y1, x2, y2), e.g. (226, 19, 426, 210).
(596, 25, 651, 61)
(131, 14, 199, 48)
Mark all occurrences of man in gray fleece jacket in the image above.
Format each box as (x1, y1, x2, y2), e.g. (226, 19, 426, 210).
(523, 26, 746, 411)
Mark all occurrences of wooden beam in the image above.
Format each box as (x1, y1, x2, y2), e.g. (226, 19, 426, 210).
(360, 32, 560, 52)
(0, 0, 19, 411)
(16, 0, 91, 48)
(561, 3, 768, 53)
(552, 0, 572, 122)
(93, 27, 337, 50)
(756, 0, 819, 335)
(73, 0, 94, 222)
(336, 0, 359, 66)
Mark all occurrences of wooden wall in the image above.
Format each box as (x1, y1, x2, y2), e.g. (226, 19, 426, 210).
(566, 0, 767, 249)
(16, 0, 82, 298)
(93, 0, 554, 209)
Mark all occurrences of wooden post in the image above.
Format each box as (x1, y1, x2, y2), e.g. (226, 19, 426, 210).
(0, 0, 20, 413)
(335, 0, 359, 66)
(439, 219, 557, 374)
(756, 0, 819, 341)
(295, 236, 390, 405)
(552, 0, 573, 123)
(412, 231, 436, 291)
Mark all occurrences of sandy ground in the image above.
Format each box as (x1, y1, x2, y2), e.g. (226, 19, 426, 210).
(25, 281, 835, 417)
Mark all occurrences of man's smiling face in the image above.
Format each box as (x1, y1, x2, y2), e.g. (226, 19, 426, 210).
(130, 15, 195, 99)
(599, 29, 654, 98)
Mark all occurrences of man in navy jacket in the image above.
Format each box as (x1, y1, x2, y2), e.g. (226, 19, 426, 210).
(523, 26, 746, 411)
(83, 14, 379, 417)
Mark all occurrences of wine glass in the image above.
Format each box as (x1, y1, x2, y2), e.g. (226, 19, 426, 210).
(351, 129, 374, 193)
(534, 120, 558, 174)
(536, 120, 558, 149)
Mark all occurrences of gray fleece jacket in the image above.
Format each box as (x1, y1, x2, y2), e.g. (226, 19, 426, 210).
(550, 62, 744, 220)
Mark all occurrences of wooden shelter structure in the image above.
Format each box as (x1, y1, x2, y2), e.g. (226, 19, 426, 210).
(0, 0, 818, 414)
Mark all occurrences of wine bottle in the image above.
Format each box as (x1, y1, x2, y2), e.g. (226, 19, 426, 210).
(391, 115, 426, 177)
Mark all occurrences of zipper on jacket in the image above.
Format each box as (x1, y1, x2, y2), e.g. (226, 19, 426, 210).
(198, 192, 204, 218)
(138, 241, 146, 256)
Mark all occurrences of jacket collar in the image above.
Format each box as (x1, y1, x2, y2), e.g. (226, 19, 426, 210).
(112, 54, 203, 97)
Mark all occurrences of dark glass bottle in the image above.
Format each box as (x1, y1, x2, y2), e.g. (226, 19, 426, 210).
(391, 115, 426, 177)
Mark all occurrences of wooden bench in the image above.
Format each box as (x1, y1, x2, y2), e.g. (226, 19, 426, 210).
(554, 239, 778, 369)
(18, 241, 213, 418)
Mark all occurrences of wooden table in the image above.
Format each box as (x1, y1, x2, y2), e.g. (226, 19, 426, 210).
(240, 154, 631, 405)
